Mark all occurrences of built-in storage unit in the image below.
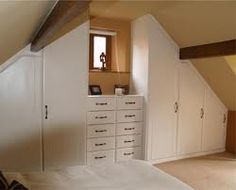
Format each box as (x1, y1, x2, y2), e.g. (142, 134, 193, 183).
(87, 95, 143, 165)
(131, 14, 227, 163)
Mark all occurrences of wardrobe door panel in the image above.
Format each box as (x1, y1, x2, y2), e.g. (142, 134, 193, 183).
(43, 22, 89, 170)
(178, 64, 205, 155)
(203, 88, 226, 151)
(148, 18, 179, 160)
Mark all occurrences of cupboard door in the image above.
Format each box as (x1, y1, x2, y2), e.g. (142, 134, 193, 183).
(202, 88, 226, 151)
(178, 64, 205, 155)
(148, 23, 179, 160)
(43, 22, 89, 170)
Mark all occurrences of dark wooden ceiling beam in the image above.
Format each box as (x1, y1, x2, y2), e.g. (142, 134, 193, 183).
(31, 0, 90, 52)
(180, 39, 236, 60)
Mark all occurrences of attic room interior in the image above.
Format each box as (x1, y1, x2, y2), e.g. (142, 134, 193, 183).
(0, 1, 235, 190)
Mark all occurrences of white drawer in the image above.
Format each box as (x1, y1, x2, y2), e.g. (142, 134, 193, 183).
(87, 111, 115, 125)
(88, 97, 116, 111)
(117, 110, 143, 123)
(116, 122, 142, 135)
(117, 96, 143, 110)
(87, 137, 115, 151)
(116, 135, 142, 148)
(116, 147, 142, 161)
(87, 150, 115, 165)
(87, 124, 115, 138)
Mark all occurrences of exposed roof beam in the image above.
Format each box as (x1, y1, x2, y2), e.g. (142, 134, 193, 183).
(180, 39, 236, 60)
(31, 0, 90, 52)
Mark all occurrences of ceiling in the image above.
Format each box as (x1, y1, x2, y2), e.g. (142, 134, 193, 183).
(0, 0, 56, 65)
(90, 0, 236, 110)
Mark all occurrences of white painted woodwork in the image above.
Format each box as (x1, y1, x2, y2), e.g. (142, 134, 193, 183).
(116, 122, 142, 136)
(43, 21, 89, 170)
(87, 150, 115, 165)
(116, 96, 143, 110)
(88, 96, 116, 111)
(131, 14, 228, 163)
(87, 111, 116, 125)
(177, 63, 205, 155)
(0, 55, 42, 171)
(116, 147, 142, 161)
(87, 124, 115, 138)
(131, 15, 179, 160)
(202, 87, 227, 151)
(116, 134, 142, 148)
(87, 137, 115, 151)
(116, 110, 143, 123)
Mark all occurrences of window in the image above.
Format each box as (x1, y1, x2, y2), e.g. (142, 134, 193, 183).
(89, 34, 111, 71)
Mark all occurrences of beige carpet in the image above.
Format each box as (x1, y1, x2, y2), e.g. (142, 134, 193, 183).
(155, 152, 236, 190)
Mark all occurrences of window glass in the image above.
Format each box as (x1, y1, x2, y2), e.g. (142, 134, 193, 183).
(93, 36, 106, 68)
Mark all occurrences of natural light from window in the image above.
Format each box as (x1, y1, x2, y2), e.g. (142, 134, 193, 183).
(94, 36, 106, 68)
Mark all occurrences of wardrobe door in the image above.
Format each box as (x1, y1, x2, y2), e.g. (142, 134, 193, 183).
(0, 56, 42, 171)
(148, 17, 179, 160)
(43, 22, 89, 170)
(178, 63, 205, 155)
(202, 88, 227, 151)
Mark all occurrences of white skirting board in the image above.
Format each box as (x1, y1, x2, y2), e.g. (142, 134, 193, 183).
(149, 149, 225, 164)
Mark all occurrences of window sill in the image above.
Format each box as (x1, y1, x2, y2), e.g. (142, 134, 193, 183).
(89, 69, 130, 74)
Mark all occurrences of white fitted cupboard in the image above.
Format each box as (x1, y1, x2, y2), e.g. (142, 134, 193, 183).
(86, 95, 143, 165)
(131, 14, 227, 163)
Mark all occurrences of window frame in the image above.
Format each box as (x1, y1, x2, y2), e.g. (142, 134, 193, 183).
(89, 33, 112, 71)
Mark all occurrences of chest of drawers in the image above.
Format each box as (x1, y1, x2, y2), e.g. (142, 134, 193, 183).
(86, 95, 143, 165)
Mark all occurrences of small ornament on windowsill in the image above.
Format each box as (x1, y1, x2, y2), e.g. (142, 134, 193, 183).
(100, 52, 107, 71)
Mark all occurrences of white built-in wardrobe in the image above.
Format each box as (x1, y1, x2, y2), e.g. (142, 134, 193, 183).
(131, 14, 227, 162)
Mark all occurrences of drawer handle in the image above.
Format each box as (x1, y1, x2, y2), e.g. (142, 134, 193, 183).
(125, 102, 136, 105)
(95, 143, 107, 146)
(124, 140, 135, 143)
(124, 127, 135, 131)
(125, 114, 135, 118)
(124, 152, 134, 156)
(95, 129, 108, 133)
(95, 156, 106, 159)
(96, 103, 108, 106)
(95, 116, 108, 119)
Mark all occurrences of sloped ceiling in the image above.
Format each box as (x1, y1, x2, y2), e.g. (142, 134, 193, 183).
(90, 0, 236, 110)
(0, 0, 56, 65)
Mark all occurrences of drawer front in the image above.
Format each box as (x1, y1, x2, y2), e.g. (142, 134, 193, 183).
(116, 135, 142, 148)
(117, 96, 143, 110)
(116, 147, 142, 161)
(116, 122, 142, 135)
(87, 124, 115, 138)
(117, 110, 143, 123)
(87, 150, 115, 165)
(87, 137, 115, 151)
(88, 97, 116, 111)
(87, 111, 115, 125)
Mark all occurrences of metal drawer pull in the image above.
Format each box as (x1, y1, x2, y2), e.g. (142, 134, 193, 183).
(125, 114, 135, 118)
(125, 102, 136, 105)
(95, 116, 107, 119)
(95, 143, 107, 146)
(95, 156, 106, 159)
(124, 152, 134, 156)
(96, 102, 108, 106)
(95, 129, 107, 133)
(124, 127, 135, 131)
(174, 102, 178, 113)
(124, 140, 135, 143)
(200, 108, 204, 119)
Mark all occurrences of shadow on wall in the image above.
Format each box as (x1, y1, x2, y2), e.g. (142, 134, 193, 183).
(0, 124, 85, 172)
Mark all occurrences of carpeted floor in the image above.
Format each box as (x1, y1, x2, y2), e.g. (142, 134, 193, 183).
(155, 152, 236, 190)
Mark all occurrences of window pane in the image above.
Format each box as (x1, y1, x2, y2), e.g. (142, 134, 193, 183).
(93, 36, 106, 68)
